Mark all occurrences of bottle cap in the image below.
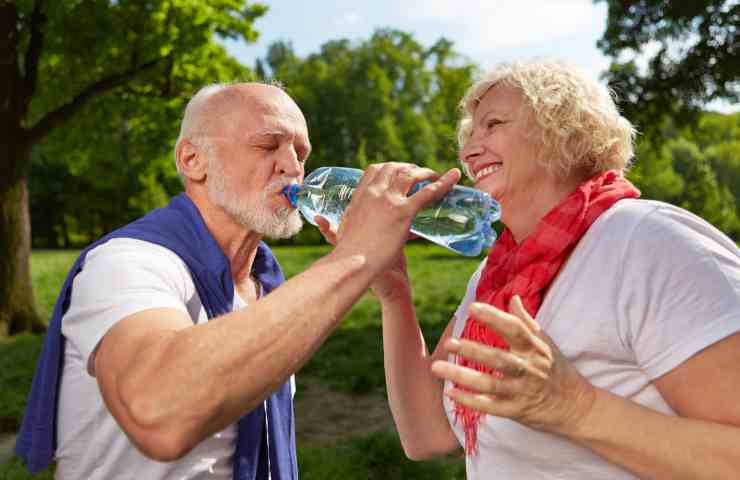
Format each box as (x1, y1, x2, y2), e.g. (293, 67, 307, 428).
(282, 184, 302, 208)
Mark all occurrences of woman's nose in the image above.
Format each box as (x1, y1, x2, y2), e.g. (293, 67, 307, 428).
(460, 141, 483, 166)
(459, 141, 484, 180)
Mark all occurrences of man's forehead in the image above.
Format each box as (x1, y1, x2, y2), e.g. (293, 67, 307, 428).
(214, 94, 306, 138)
(247, 110, 308, 137)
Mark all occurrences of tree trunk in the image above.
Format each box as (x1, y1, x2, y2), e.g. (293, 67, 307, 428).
(0, 2, 43, 336)
(0, 169, 45, 336)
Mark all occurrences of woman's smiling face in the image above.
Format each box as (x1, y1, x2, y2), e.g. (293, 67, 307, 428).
(459, 84, 551, 215)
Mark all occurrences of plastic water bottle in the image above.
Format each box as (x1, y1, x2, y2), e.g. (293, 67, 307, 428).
(283, 166, 501, 256)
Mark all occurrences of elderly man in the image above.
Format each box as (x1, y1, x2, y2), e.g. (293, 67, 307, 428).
(17, 82, 460, 480)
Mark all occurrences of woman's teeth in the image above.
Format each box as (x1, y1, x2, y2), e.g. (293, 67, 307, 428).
(475, 164, 501, 181)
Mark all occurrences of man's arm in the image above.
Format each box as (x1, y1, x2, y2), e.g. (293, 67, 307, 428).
(93, 164, 461, 461)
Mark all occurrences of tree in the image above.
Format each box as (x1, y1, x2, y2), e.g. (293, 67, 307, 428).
(264, 30, 476, 174)
(0, 0, 266, 336)
(596, 0, 739, 138)
(668, 138, 739, 236)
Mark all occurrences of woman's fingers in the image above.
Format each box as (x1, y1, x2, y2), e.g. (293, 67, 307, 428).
(509, 295, 541, 334)
(469, 302, 533, 352)
(430, 360, 515, 397)
(444, 338, 539, 379)
(469, 301, 552, 360)
(315, 215, 338, 245)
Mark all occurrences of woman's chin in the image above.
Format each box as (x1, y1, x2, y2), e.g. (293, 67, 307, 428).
(476, 179, 502, 201)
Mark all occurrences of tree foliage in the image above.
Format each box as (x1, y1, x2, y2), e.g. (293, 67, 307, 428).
(261, 30, 477, 175)
(596, 0, 739, 138)
(5, 2, 739, 336)
(627, 112, 740, 238)
(1, 0, 266, 334)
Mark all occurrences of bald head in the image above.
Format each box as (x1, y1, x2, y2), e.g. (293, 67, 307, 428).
(178, 83, 297, 140)
(174, 83, 305, 178)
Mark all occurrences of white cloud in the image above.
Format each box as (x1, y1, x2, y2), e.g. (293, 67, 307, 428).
(335, 11, 361, 27)
(397, 0, 600, 49)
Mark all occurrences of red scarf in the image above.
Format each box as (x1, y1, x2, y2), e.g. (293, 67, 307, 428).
(454, 170, 640, 455)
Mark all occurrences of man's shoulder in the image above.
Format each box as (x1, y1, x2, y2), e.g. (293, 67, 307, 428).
(86, 237, 186, 267)
(81, 238, 195, 291)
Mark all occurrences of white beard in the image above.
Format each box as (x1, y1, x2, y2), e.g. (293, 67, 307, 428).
(206, 156, 303, 239)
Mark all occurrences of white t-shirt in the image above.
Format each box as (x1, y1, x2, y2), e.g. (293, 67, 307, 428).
(56, 238, 294, 480)
(443, 199, 740, 479)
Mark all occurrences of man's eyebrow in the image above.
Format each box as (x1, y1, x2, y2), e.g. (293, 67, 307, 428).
(248, 130, 285, 140)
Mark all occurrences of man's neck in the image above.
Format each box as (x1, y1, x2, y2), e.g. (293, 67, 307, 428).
(186, 191, 263, 286)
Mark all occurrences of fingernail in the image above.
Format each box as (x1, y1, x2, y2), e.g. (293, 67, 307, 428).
(446, 338, 461, 351)
(470, 302, 485, 315)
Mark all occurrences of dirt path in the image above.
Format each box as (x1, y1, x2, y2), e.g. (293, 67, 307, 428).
(0, 434, 15, 464)
(0, 377, 394, 465)
(294, 376, 396, 446)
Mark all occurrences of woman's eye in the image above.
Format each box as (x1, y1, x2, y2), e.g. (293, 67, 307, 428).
(486, 119, 502, 129)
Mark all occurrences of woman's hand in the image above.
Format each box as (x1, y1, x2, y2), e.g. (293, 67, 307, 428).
(315, 214, 412, 302)
(430, 295, 597, 436)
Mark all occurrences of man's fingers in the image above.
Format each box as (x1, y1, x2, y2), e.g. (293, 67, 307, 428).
(408, 169, 460, 210)
(389, 166, 438, 194)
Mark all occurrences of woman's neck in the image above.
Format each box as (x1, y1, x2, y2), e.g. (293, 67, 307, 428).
(503, 177, 582, 244)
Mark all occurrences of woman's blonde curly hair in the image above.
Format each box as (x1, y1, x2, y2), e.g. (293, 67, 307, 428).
(457, 60, 636, 180)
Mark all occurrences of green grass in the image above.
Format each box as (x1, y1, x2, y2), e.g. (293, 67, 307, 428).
(29, 250, 79, 319)
(297, 430, 465, 480)
(0, 458, 54, 480)
(0, 335, 46, 432)
(2, 243, 479, 478)
(298, 247, 479, 394)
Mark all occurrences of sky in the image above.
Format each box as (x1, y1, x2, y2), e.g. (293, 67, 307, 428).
(223, 0, 736, 113)
(224, 0, 611, 80)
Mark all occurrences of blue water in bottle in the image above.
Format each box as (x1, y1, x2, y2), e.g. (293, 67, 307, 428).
(283, 166, 501, 256)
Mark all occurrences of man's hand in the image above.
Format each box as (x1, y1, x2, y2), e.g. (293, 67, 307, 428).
(316, 216, 413, 302)
(330, 163, 460, 274)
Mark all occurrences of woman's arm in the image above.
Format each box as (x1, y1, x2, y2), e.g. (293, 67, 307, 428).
(432, 297, 740, 479)
(316, 215, 462, 460)
(377, 278, 461, 459)
(568, 332, 740, 479)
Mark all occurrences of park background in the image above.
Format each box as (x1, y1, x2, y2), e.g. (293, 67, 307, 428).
(1, 0, 738, 478)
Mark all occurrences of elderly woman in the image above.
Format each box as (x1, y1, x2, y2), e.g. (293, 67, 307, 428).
(367, 60, 740, 479)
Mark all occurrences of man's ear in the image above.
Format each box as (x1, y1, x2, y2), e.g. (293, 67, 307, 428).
(176, 139, 208, 182)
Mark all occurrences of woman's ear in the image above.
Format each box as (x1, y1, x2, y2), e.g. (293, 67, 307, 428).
(176, 139, 208, 182)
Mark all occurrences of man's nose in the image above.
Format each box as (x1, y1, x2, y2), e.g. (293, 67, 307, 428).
(277, 147, 303, 177)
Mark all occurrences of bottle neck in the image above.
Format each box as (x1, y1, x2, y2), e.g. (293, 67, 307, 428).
(282, 184, 302, 208)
